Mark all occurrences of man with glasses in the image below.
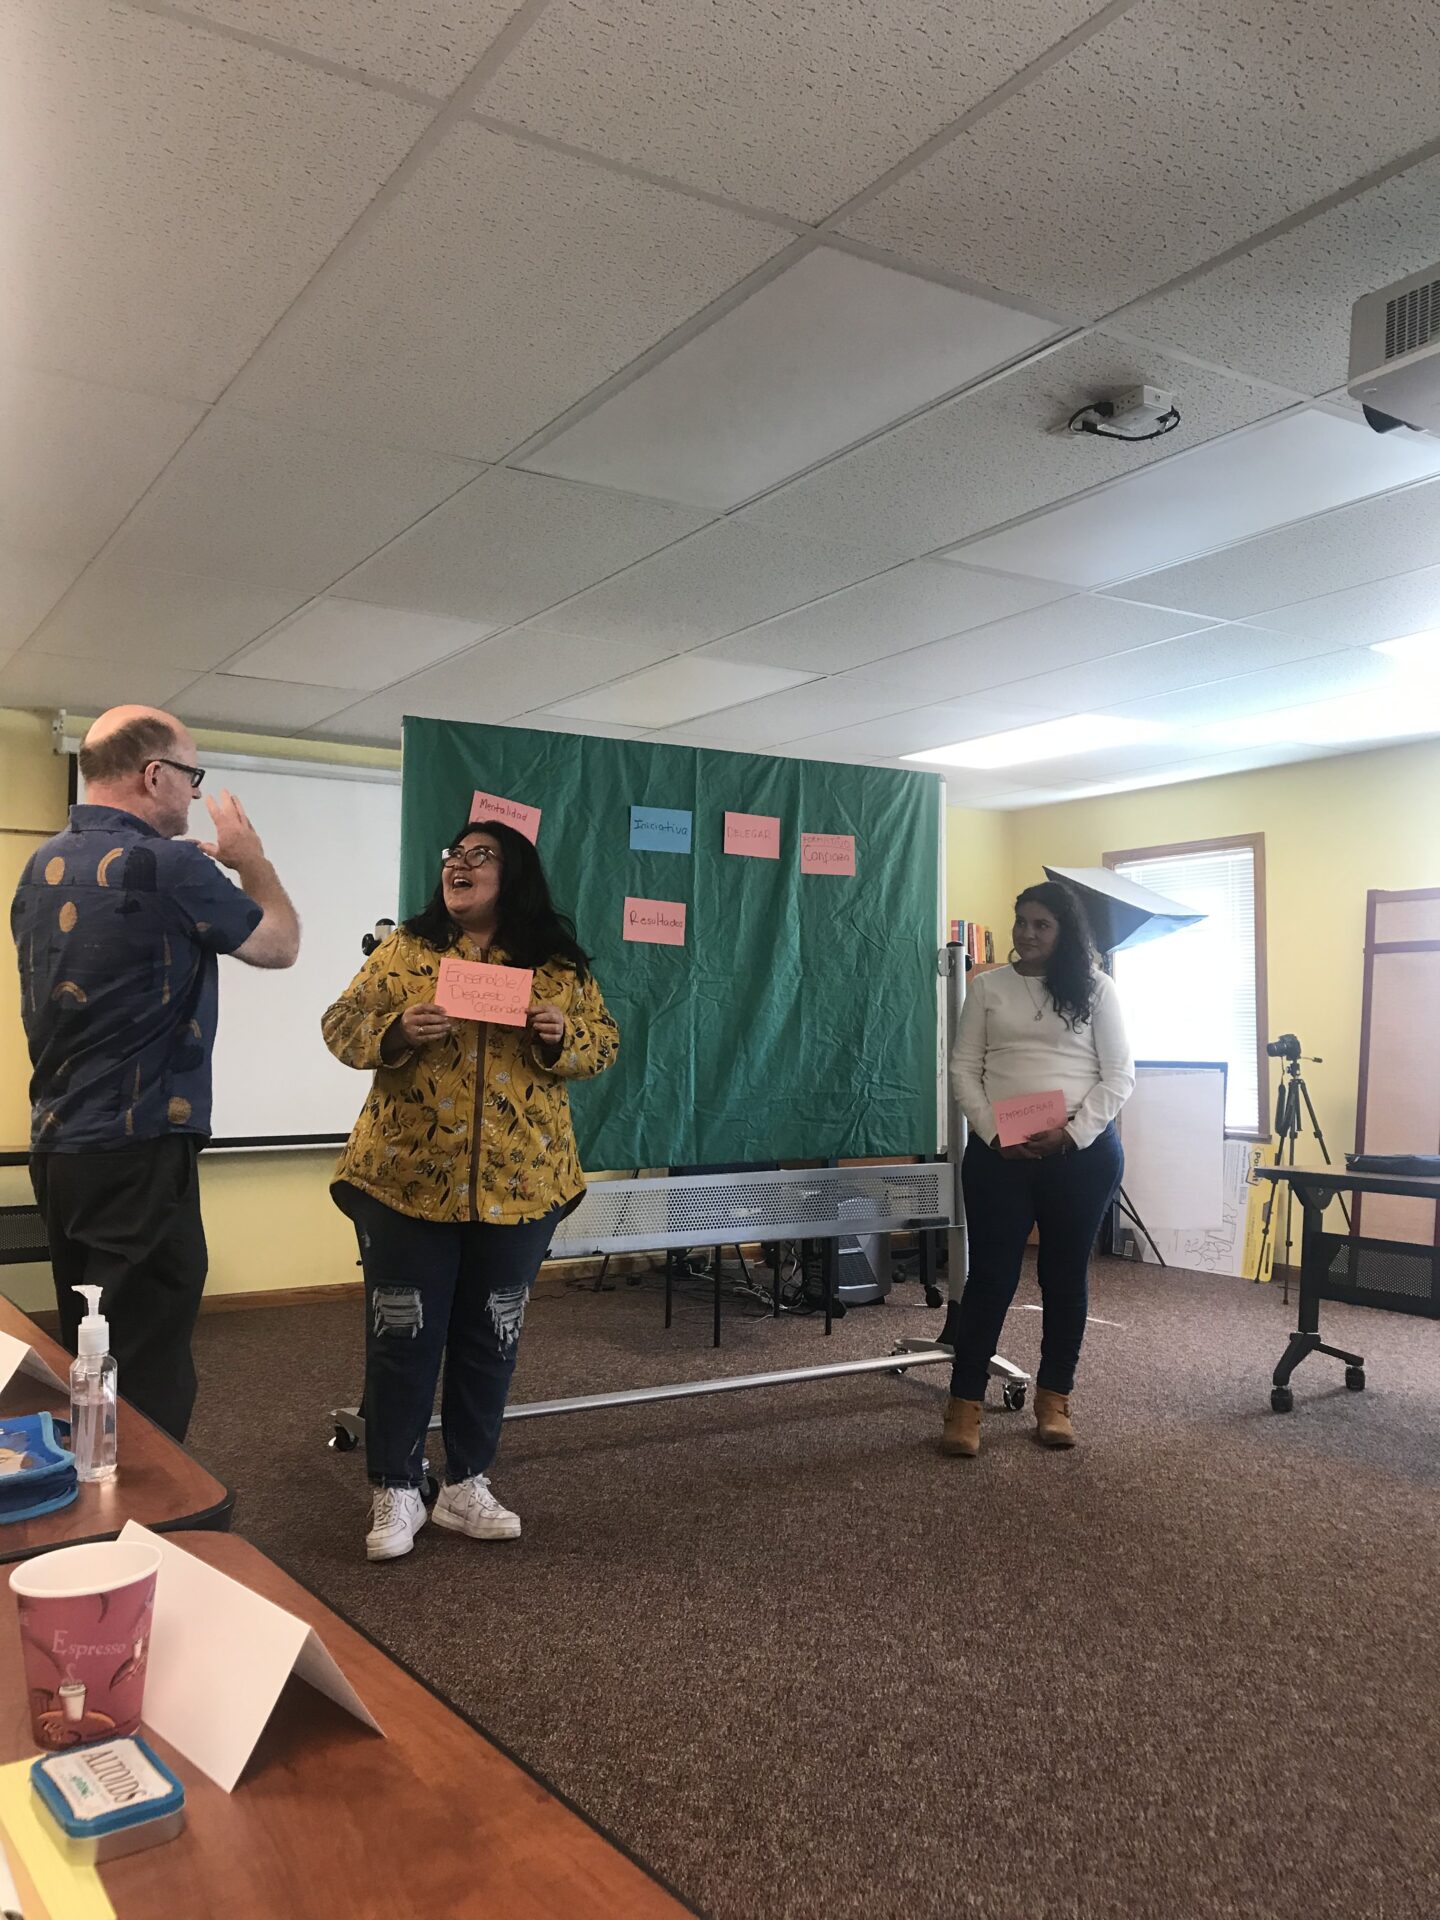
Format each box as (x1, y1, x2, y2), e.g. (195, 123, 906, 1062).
(10, 706, 300, 1439)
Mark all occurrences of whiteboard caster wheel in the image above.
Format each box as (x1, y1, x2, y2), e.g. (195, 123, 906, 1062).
(1002, 1381, 1027, 1412)
(330, 1425, 358, 1453)
(924, 1287, 944, 1309)
(1271, 1386, 1293, 1413)
(1345, 1367, 1365, 1392)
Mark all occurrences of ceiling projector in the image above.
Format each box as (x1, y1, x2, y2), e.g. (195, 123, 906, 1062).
(1348, 262, 1440, 435)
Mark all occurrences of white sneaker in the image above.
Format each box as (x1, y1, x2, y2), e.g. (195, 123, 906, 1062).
(431, 1474, 521, 1541)
(365, 1486, 427, 1562)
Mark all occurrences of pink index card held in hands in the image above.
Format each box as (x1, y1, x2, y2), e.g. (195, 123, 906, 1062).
(800, 832, 856, 876)
(624, 897, 686, 946)
(724, 811, 780, 859)
(993, 1090, 1068, 1148)
(434, 957, 534, 1025)
(471, 790, 541, 843)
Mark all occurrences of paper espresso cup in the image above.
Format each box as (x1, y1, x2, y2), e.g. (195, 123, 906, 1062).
(10, 1541, 161, 1749)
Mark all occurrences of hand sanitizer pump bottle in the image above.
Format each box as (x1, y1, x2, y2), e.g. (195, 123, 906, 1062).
(69, 1286, 118, 1483)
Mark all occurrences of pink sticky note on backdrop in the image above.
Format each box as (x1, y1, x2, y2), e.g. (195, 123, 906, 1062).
(800, 832, 856, 876)
(623, 897, 687, 947)
(471, 790, 541, 843)
(434, 956, 534, 1025)
(993, 1090, 1068, 1148)
(723, 811, 780, 859)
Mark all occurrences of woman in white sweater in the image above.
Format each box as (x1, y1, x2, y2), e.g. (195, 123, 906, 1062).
(944, 880, 1134, 1457)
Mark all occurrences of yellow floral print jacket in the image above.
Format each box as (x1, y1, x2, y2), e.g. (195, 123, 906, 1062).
(321, 930, 619, 1225)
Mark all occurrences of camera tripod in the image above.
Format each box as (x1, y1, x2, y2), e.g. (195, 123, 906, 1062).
(1253, 1053, 1348, 1300)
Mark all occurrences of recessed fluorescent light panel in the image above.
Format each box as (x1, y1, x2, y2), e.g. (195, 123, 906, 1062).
(520, 247, 1062, 510)
(942, 408, 1440, 590)
(543, 656, 815, 729)
(903, 713, 1166, 769)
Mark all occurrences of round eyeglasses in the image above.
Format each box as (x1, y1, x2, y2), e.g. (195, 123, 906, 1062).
(441, 844, 503, 870)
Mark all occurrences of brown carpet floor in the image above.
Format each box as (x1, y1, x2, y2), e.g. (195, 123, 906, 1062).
(189, 1258, 1440, 1920)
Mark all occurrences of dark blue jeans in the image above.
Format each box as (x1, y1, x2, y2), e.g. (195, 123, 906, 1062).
(949, 1125, 1123, 1401)
(337, 1186, 560, 1490)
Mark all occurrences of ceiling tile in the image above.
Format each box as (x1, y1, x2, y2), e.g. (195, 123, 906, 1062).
(1099, 647, 1400, 728)
(948, 407, 1440, 588)
(175, 673, 356, 733)
(525, 519, 909, 650)
(698, 561, 1066, 676)
(840, 597, 1215, 706)
(545, 656, 815, 729)
(104, 412, 480, 594)
(477, 0, 1117, 222)
(0, 648, 190, 712)
(28, 560, 304, 672)
(647, 676, 908, 750)
(730, 333, 1281, 564)
(230, 599, 491, 690)
(1, 364, 204, 562)
(521, 248, 1062, 509)
(996, 623, 1343, 713)
(179, 0, 524, 93)
(224, 123, 792, 461)
(335, 469, 710, 626)
(840, 0, 1440, 318)
(306, 625, 674, 741)
(784, 697, 1061, 759)
(1237, 565, 1440, 648)
(0, 0, 434, 402)
(1117, 153, 1440, 398)
(507, 712, 650, 740)
(1103, 476, 1440, 619)
(0, 550, 84, 657)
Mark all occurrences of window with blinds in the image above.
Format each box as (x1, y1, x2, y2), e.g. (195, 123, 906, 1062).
(1106, 837, 1265, 1135)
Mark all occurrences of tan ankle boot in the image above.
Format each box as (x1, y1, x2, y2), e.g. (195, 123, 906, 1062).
(941, 1397, 983, 1457)
(1034, 1388, 1075, 1448)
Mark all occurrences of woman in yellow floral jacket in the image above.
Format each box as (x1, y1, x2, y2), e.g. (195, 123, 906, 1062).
(322, 817, 618, 1562)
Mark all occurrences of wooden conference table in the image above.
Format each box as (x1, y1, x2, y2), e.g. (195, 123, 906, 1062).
(0, 1532, 694, 1919)
(0, 1296, 233, 1561)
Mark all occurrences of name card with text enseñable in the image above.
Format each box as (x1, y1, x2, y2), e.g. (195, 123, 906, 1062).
(723, 811, 780, 859)
(470, 790, 541, 843)
(800, 832, 857, 877)
(434, 957, 534, 1025)
(993, 1090, 1069, 1148)
(623, 897, 687, 946)
(117, 1522, 381, 1794)
(629, 805, 693, 854)
(0, 1330, 69, 1397)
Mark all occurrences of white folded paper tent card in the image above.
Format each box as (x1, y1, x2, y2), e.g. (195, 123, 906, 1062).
(118, 1520, 383, 1791)
(0, 1329, 69, 1396)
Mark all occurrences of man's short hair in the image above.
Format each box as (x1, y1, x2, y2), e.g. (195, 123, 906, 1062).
(77, 716, 179, 786)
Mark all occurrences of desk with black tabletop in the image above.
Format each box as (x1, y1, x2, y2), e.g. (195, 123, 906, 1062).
(1254, 1164, 1440, 1411)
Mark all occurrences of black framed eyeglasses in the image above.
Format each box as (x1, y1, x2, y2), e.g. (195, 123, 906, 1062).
(441, 844, 503, 870)
(150, 758, 206, 792)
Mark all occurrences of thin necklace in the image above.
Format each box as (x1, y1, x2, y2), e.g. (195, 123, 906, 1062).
(1015, 967, 1048, 1021)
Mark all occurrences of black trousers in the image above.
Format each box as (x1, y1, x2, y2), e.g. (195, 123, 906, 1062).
(949, 1125, 1124, 1401)
(30, 1136, 208, 1442)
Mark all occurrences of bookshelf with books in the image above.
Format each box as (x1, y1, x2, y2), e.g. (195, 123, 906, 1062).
(949, 919, 1000, 970)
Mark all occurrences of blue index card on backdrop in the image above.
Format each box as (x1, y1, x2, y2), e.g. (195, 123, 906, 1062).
(630, 806, 693, 854)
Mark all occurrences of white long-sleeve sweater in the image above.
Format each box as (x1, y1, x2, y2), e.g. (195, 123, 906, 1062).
(949, 965, 1135, 1152)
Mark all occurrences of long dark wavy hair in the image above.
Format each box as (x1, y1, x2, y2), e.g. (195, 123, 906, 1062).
(404, 819, 591, 977)
(1014, 880, 1099, 1031)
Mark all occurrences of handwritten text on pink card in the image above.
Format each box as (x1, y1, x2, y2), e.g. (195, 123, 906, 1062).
(723, 811, 780, 859)
(800, 832, 856, 877)
(623, 897, 687, 947)
(471, 790, 541, 844)
(434, 957, 534, 1025)
(993, 1090, 1068, 1147)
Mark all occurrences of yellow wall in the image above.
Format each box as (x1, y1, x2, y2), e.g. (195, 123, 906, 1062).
(0, 707, 390, 1310)
(950, 739, 1440, 1161)
(946, 805, 1012, 938)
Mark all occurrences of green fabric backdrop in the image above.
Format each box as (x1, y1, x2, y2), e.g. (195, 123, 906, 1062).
(400, 719, 941, 1167)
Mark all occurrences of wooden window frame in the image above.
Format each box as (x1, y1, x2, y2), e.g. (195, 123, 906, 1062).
(1103, 832, 1270, 1142)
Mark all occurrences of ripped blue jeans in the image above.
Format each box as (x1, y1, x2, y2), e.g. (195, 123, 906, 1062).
(336, 1185, 560, 1490)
